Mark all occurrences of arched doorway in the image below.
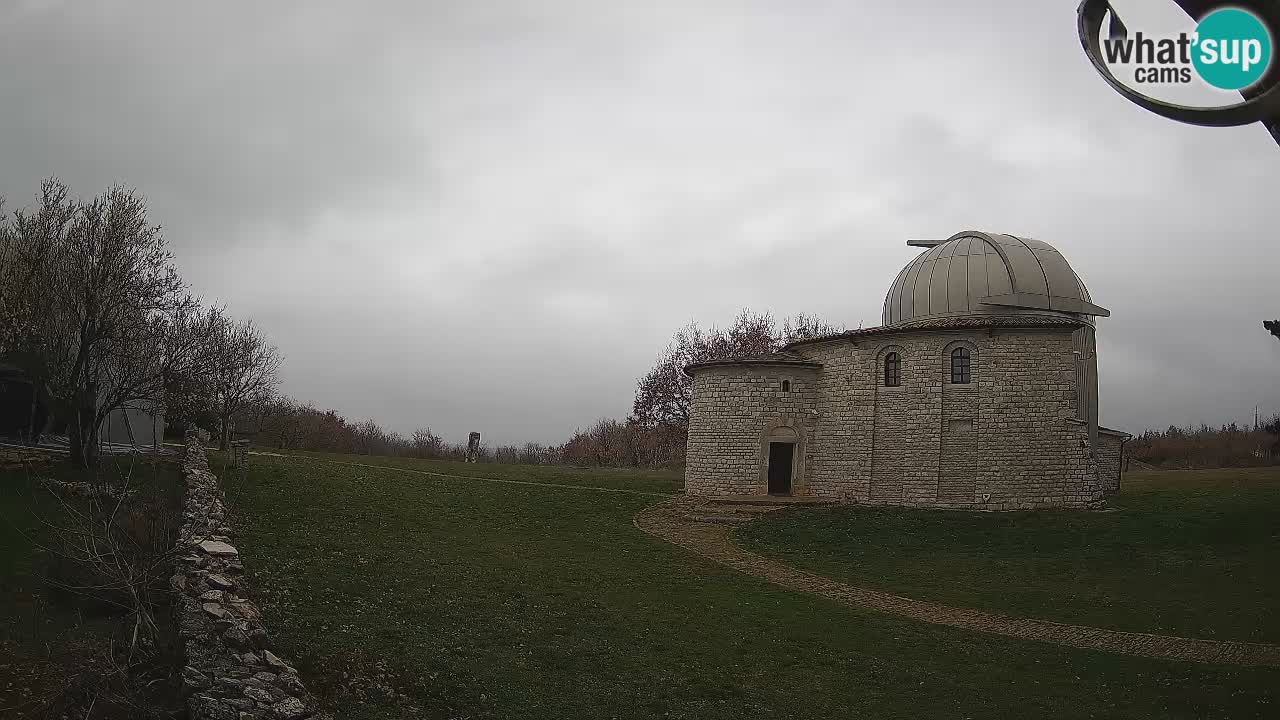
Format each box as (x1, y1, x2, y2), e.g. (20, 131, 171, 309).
(766, 426, 798, 495)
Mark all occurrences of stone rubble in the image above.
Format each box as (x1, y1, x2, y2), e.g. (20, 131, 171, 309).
(172, 429, 330, 720)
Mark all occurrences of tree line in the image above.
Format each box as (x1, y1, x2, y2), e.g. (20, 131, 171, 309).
(226, 309, 843, 467)
(15, 177, 1269, 472)
(1129, 418, 1280, 468)
(0, 179, 282, 468)
(2, 179, 844, 471)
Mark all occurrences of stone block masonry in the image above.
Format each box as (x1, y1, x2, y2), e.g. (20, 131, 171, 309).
(686, 364, 819, 497)
(686, 325, 1120, 510)
(172, 430, 330, 720)
(684, 230, 1127, 510)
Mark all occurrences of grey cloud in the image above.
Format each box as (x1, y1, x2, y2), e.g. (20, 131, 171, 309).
(2, 0, 1278, 444)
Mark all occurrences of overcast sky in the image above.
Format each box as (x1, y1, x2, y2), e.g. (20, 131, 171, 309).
(2, 0, 1278, 444)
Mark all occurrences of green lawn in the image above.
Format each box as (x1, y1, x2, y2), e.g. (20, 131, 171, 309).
(270, 449, 685, 494)
(738, 467, 1280, 644)
(219, 454, 1279, 719)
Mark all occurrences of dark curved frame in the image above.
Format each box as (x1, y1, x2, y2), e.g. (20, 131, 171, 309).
(1077, 0, 1280, 144)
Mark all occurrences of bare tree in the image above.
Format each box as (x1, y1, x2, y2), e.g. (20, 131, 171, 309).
(209, 312, 282, 450)
(264, 396, 308, 450)
(782, 312, 844, 343)
(22, 183, 198, 468)
(0, 182, 78, 441)
(412, 427, 446, 458)
(4, 458, 185, 715)
(518, 442, 547, 465)
(244, 396, 361, 453)
(2, 181, 287, 465)
(559, 417, 673, 467)
(630, 308, 843, 432)
(0, 182, 75, 355)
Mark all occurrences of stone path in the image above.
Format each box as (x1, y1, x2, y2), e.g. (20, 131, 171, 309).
(635, 497, 1280, 668)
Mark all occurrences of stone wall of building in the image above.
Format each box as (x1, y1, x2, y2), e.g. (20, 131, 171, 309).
(685, 364, 818, 496)
(1095, 428, 1127, 495)
(939, 347, 980, 504)
(867, 338, 945, 504)
(172, 430, 328, 720)
(792, 343, 874, 501)
(685, 326, 1107, 509)
(963, 330, 1098, 509)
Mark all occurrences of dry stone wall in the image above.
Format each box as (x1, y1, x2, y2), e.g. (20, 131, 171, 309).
(172, 430, 328, 720)
(1094, 428, 1126, 495)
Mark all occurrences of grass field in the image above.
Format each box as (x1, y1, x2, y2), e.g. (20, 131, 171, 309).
(279, 449, 684, 494)
(738, 467, 1280, 644)
(218, 452, 1280, 719)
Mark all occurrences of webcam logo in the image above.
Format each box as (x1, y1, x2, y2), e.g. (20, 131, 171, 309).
(1192, 8, 1272, 90)
(1100, 7, 1272, 90)
(1078, 0, 1280, 145)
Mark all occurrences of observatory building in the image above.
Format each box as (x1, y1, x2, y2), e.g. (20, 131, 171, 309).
(684, 230, 1127, 510)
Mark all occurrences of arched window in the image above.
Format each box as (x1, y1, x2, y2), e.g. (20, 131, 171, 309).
(781, 380, 791, 392)
(883, 352, 901, 387)
(951, 347, 972, 384)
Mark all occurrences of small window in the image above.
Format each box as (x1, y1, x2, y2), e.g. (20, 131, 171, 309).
(884, 352, 901, 387)
(951, 347, 972, 384)
(781, 380, 791, 392)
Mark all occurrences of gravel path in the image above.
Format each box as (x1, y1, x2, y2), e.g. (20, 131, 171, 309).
(634, 497, 1280, 668)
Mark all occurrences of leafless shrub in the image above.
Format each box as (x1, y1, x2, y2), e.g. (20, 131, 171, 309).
(244, 397, 359, 453)
(2, 458, 184, 718)
(207, 312, 282, 450)
(517, 442, 548, 465)
(350, 419, 410, 456)
(557, 418, 683, 468)
(411, 427, 446, 458)
(37, 468, 179, 659)
(492, 445, 519, 464)
(26, 631, 180, 720)
(630, 308, 842, 438)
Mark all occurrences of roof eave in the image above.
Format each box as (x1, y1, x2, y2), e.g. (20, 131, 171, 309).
(981, 294, 1111, 318)
(783, 315, 1088, 351)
